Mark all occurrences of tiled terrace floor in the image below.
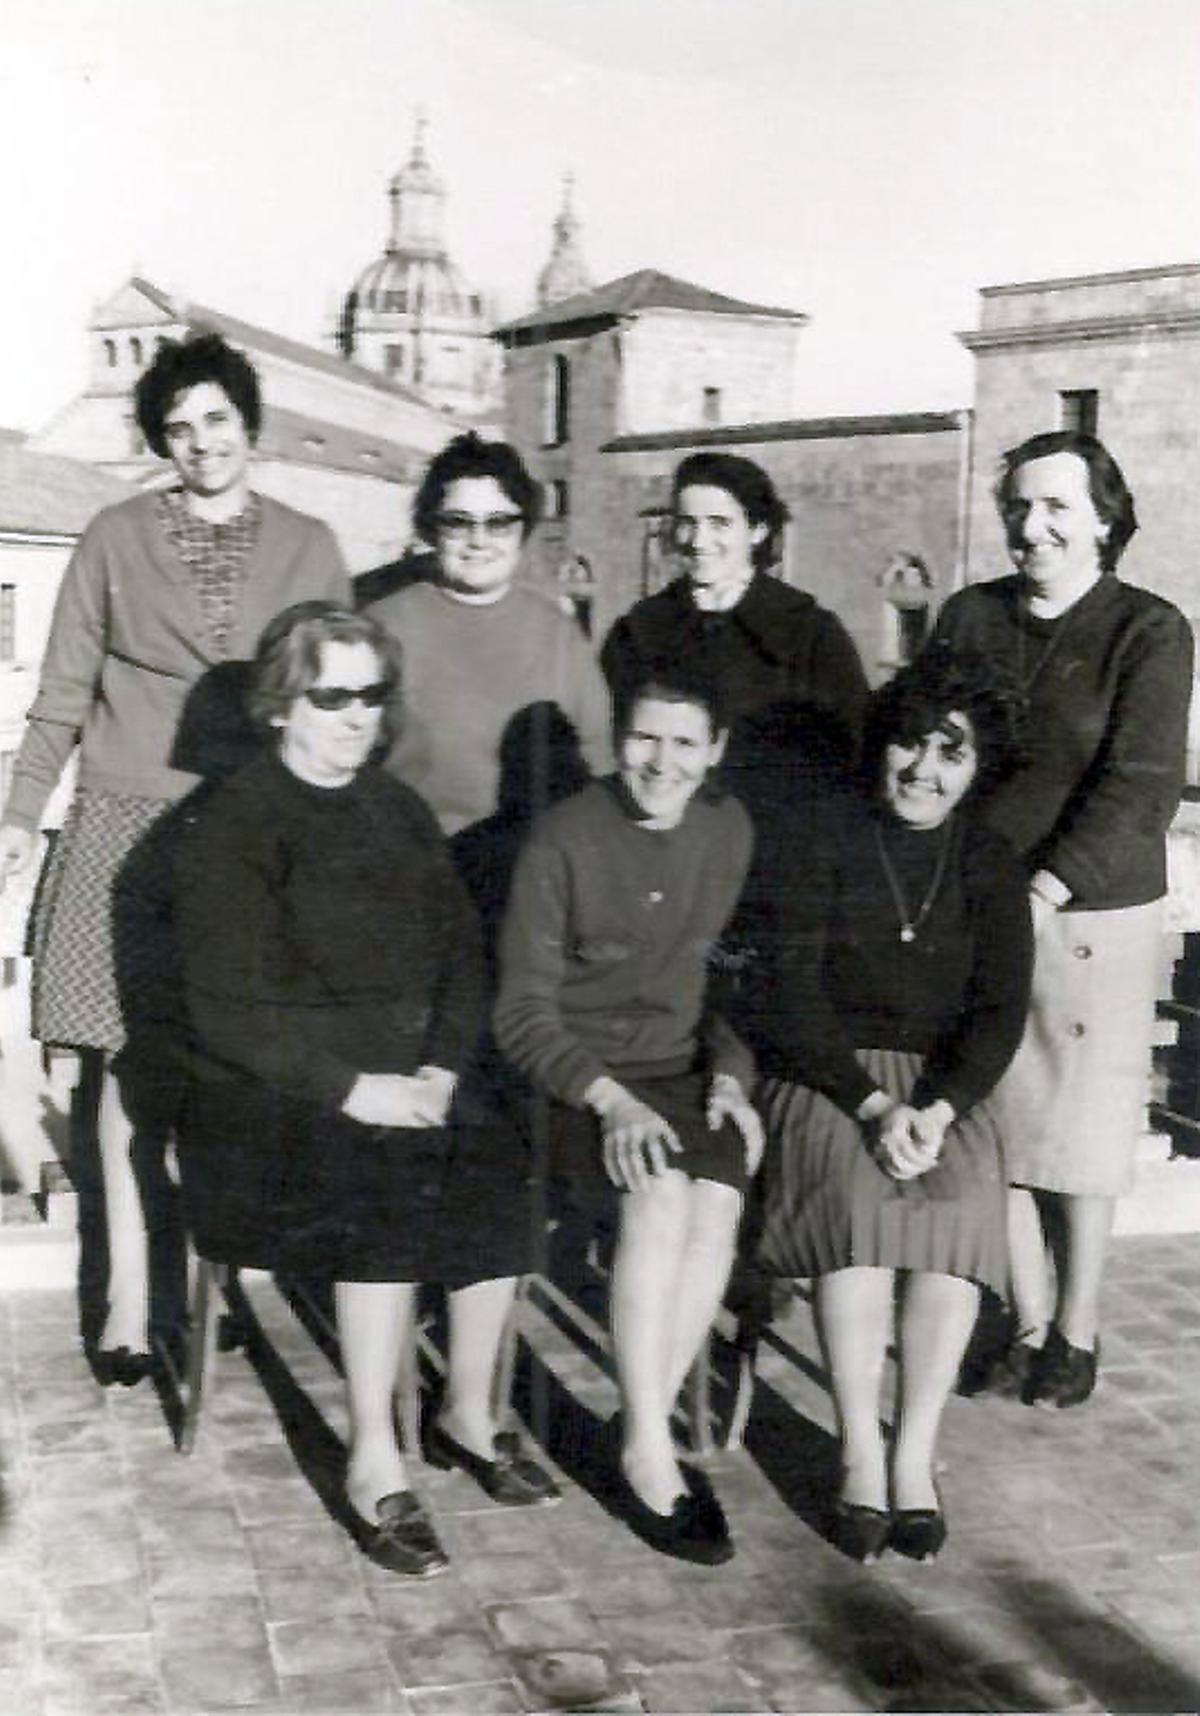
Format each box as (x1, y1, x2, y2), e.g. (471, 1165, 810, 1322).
(2, 1233, 1200, 1715)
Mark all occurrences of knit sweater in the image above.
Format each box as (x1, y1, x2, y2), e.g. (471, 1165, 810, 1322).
(932, 573, 1193, 908)
(4, 491, 349, 829)
(175, 752, 483, 1114)
(365, 581, 613, 835)
(742, 792, 1033, 1120)
(494, 778, 754, 1105)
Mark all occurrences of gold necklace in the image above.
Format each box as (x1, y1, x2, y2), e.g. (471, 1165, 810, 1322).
(873, 820, 953, 944)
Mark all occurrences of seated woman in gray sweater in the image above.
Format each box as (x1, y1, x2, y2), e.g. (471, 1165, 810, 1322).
(494, 666, 761, 1565)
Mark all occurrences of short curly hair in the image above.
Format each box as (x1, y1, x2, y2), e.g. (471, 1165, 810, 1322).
(670, 452, 790, 573)
(994, 429, 1138, 573)
(412, 433, 542, 546)
(248, 601, 404, 754)
(134, 332, 262, 458)
(863, 645, 1029, 800)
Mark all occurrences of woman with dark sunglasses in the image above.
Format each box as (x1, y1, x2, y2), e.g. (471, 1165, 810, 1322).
(174, 601, 493, 1578)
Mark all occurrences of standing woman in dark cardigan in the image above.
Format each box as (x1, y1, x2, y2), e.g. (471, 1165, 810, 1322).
(933, 431, 1193, 1408)
(749, 651, 1032, 1562)
(175, 603, 482, 1577)
(602, 452, 869, 818)
(0, 334, 348, 1381)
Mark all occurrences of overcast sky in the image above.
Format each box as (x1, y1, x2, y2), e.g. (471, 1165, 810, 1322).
(3, 0, 1199, 432)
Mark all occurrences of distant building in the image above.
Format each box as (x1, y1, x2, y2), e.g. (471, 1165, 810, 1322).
(31, 276, 458, 572)
(535, 175, 593, 310)
(336, 117, 501, 425)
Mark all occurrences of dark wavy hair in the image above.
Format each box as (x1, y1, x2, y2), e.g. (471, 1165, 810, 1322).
(863, 645, 1028, 801)
(248, 601, 404, 753)
(615, 660, 730, 742)
(994, 429, 1138, 573)
(134, 331, 262, 457)
(413, 432, 542, 546)
(670, 452, 790, 573)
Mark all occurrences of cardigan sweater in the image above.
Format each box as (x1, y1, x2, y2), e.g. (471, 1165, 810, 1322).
(5, 491, 349, 830)
(494, 777, 754, 1105)
(601, 572, 870, 787)
(932, 574, 1193, 909)
(366, 580, 613, 835)
(744, 793, 1033, 1119)
(175, 752, 483, 1115)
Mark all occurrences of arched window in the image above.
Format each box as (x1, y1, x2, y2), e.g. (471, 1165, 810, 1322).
(544, 353, 570, 446)
(103, 339, 117, 368)
(878, 554, 934, 672)
(130, 336, 143, 365)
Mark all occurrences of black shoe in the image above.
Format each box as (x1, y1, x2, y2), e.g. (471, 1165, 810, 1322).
(612, 1470, 734, 1565)
(683, 1465, 731, 1543)
(889, 1505, 947, 1563)
(828, 1500, 891, 1564)
(90, 1346, 155, 1388)
(985, 1339, 1041, 1400)
(346, 1489, 448, 1577)
(426, 1423, 561, 1507)
(1024, 1327, 1099, 1409)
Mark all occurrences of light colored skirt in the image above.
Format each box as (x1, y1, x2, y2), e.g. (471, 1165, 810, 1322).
(991, 899, 1164, 1197)
(757, 1048, 1008, 1296)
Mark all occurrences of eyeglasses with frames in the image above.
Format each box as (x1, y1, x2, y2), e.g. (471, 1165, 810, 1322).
(303, 681, 391, 712)
(435, 511, 525, 542)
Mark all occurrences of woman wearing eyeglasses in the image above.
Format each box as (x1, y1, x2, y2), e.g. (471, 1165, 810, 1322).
(359, 433, 611, 1509)
(175, 602, 485, 1576)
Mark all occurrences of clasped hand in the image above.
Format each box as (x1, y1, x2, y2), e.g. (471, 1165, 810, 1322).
(868, 1099, 951, 1181)
(342, 1065, 456, 1129)
(586, 1072, 763, 1191)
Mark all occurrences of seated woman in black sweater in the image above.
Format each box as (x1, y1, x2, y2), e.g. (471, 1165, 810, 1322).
(175, 602, 507, 1579)
(494, 665, 761, 1564)
(748, 649, 1032, 1563)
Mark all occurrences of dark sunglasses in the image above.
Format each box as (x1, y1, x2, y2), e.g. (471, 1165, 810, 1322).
(303, 681, 390, 712)
(435, 511, 524, 541)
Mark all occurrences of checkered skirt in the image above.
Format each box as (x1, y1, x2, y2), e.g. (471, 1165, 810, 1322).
(31, 789, 176, 1053)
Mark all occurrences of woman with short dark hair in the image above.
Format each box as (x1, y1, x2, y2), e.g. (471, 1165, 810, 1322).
(0, 332, 349, 1384)
(746, 648, 1033, 1562)
(933, 429, 1193, 1407)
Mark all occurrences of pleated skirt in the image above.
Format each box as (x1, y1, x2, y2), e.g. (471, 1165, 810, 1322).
(756, 1048, 1007, 1296)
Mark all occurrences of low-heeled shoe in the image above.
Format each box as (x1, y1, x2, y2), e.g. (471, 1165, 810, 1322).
(828, 1500, 891, 1563)
(889, 1505, 947, 1563)
(426, 1424, 561, 1507)
(346, 1489, 448, 1577)
(89, 1346, 156, 1388)
(613, 1471, 734, 1565)
(1024, 1327, 1099, 1409)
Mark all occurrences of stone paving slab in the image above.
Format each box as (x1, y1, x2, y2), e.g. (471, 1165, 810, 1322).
(2, 1234, 1200, 1713)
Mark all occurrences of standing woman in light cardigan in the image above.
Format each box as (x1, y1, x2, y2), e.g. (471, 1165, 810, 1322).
(0, 332, 349, 1383)
(933, 430, 1193, 1407)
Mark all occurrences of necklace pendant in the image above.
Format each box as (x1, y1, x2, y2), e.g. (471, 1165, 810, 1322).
(900, 925, 916, 944)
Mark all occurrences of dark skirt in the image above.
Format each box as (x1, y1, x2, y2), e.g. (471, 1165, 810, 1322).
(545, 1068, 749, 1231)
(756, 1049, 1007, 1295)
(179, 1081, 536, 1287)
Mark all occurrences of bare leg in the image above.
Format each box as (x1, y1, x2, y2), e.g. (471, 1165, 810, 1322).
(663, 1178, 742, 1405)
(336, 1279, 417, 1517)
(97, 1064, 149, 1354)
(611, 1169, 691, 1513)
(1006, 1185, 1051, 1345)
(1055, 1192, 1114, 1350)
(815, 1267, 892, 1511)
(438, 1275, 519, 1457)
(892, 1271, 979, 1511)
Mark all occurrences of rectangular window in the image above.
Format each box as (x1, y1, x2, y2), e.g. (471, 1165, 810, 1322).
(1059, 389, 1099, 436)
(702, 386, 722, 425)
(0, 586, 14, 662)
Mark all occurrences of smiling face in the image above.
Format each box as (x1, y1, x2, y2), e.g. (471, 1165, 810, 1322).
(1001, 451, 1108, 608)
(617, 693, 727, 828)
(672, 484, 766, 604)
(435, 475, 525, 599)
(276, 639, 387, 789)
(162, 381, 252, 502)
(883, 710, 978, 830)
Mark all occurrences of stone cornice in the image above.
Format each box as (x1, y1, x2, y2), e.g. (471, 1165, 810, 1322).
(960, 309, 1200, 351)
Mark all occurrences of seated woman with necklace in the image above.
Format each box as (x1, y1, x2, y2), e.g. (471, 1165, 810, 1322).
(745, 649, 1032, 1564)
